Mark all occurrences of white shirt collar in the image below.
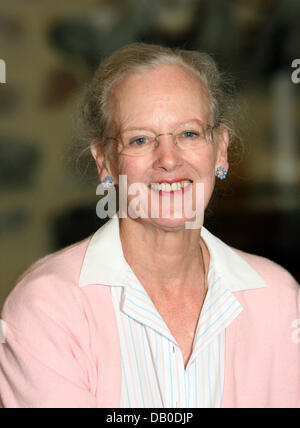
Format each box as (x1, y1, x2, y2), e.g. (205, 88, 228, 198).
(79, 215, 267, 292)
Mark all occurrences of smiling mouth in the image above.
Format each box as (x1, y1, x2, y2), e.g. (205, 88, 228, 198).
(149, 179, 193, 193)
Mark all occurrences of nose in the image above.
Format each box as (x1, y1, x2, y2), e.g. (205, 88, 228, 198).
(152, 133, 183, 172)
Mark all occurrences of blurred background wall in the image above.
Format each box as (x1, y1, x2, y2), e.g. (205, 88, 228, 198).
(0, 0, 299, 306)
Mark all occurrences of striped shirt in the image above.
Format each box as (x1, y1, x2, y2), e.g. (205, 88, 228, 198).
(110, 236, 243, 407)
(77, 215, 264, 407)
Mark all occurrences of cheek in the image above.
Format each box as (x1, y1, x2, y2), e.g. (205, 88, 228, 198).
(118, 157, 150, 215)
(117, 156, 149, 184)
(191, 150, 216, 177)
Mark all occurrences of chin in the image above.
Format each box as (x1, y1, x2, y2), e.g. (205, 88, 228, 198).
(147, 216, 200, 232)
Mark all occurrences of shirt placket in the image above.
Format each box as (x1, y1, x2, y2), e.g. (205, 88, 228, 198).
(172, 344, 187, 408)
(122, 269, 189, 408)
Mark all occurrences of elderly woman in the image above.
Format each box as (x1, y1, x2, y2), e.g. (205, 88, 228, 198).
(0, 43, 299, 408)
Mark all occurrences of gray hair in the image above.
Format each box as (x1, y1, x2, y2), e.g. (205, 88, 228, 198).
(75, 42, 242, 175)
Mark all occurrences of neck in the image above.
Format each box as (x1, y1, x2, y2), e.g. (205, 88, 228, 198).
(119, 217, 208, 298)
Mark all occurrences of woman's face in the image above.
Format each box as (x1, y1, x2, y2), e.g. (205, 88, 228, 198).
(95, 64, 229, 230)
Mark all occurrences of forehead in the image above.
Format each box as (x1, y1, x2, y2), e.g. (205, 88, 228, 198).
(109, 64, 212, 129)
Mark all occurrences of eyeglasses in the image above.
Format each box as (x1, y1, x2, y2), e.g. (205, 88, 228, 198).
(107, 120, 216, 156)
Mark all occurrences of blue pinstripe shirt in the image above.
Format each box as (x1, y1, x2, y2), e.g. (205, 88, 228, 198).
(78, 215, 266, 408)
(111, 258, 242, 407)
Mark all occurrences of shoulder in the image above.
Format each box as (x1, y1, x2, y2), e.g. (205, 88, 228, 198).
(232, 247, 299, 296)
(17, 237, 91, 286)
(1, 237, 92, 330)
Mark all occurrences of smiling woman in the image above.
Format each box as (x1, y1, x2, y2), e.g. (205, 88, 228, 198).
(86, 45, 230, 232)
(0, 43, 299, 409)
(89, 61, 227, 230)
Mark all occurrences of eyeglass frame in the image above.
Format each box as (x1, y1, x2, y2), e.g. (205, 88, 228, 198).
(105, 119, 218, 155)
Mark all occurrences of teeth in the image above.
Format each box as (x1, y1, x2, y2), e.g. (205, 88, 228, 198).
(150, 180, 192, 192)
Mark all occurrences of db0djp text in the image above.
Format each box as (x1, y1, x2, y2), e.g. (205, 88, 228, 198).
(150, 412, 193, 424)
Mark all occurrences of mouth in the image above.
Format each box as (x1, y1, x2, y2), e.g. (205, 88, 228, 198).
(149, 179, 193, 193)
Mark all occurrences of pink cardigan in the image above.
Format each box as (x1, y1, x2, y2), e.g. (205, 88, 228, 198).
(0, 235, 299, 408)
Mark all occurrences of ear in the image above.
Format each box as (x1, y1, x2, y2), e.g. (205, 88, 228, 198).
(215, 125, 229, 172)
(90, 139, 111, 181)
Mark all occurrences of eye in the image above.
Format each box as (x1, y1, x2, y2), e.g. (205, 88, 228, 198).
(181, 130, 200, 139)
(128, 136, 149, 146)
